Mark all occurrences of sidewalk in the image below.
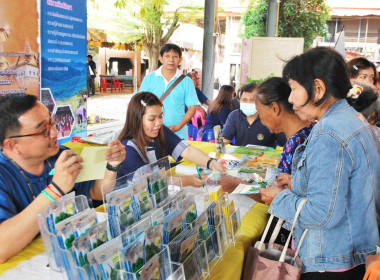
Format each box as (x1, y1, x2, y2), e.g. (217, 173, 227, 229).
(86, 91, 133, 135)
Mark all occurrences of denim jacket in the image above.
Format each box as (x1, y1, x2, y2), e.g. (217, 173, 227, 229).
(269, 99, 380, 272)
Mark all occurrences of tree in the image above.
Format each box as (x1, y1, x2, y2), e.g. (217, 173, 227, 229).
(241, 0, 331, 50)
(89, 0, 201, 72)
(113, 0, 181, 72)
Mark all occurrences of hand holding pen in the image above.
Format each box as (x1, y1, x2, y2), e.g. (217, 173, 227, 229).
(50, 150, 82, 194)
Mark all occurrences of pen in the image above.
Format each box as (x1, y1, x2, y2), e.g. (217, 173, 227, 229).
(49, 152, 78, 176)
(195, 166, 204, 188)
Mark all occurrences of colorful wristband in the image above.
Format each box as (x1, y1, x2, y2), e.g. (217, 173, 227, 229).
(51, 181, 65, 196)
(41, 190, 55, 202)
(46, 185, 61, 198)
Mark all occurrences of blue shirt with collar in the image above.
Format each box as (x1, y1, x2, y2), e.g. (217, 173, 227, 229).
(118, 126, 189, 178)
(139, 66, 199, 139)
(222, 109, 285, 147)
(0, 147, 94, 224)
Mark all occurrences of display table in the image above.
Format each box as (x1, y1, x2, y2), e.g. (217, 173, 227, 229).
(0, 141, 270, 279)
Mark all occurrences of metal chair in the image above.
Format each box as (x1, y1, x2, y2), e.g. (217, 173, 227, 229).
(187, 123, 199, 141)
(201, 129, 215, 142)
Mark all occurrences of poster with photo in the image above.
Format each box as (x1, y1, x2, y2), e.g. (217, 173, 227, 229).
(0, 0, 40, 97)
(40, 0, 87, 144)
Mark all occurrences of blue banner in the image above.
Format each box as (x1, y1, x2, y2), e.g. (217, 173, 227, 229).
(40, 0, 87, 144)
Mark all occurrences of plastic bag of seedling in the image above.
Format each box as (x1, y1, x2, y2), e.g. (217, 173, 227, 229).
(88, 221, 109, 250)
(140, 254, 162, 280)
(56, 219, 76, 250)
(157, 168, 169, 202)
(147, 171, 161, 205)
(90, 237, 124, 280)
(107, 187, 137, 237)
(180, 196, 197, 226)
(123, 233, 145, 275)
(47, 192, 77, 233)
(144, 225, 164, 263)
(132, 179, 154, 220)
(163, 209, 187, 244)
(73, 234, 91, 267)
(71, 208, 98, 238)
(194, 211, 215, 262)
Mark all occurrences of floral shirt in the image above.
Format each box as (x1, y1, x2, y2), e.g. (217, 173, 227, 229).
(278, 123, 315, 174)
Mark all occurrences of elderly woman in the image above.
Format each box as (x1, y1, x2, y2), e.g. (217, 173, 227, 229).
(254, 77, 313, 174)
(260, 47, 380, 279)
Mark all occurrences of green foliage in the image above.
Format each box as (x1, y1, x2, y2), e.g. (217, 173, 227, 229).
(241, 0, 267, 38)
(247, 73, 274, 85)
(241, 0, 331, 49)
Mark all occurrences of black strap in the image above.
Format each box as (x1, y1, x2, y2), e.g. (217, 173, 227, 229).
(160, 74, 186, 103)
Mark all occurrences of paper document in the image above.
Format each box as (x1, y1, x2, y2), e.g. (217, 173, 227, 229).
(231, 183, 262, 195)
(63, 142, 111, 183)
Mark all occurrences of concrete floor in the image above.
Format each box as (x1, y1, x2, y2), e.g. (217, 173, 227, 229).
(87, 90, 133, 135)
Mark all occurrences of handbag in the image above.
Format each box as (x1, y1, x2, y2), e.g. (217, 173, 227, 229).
(159, 74, 186, 102)
(243, 198, 308, 280)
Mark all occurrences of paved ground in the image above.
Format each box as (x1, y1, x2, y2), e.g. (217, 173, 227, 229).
(87, 90, 133, 135)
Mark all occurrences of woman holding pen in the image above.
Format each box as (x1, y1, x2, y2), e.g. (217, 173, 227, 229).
(117, 91, 226, 187)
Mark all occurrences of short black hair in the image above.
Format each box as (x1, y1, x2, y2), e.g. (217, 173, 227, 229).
(283, 47, 351, 107)
(87, 55, 92, 59)
(239, 83, 257, 99)
(255, 77, 293, 113)
(160, 43, 182, 57)
(346, 57, 378, 85)
(0, 94, 38, 146)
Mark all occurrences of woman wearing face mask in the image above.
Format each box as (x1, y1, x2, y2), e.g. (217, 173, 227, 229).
(117, 92, 226, 186)
(222, 83, 287, 147)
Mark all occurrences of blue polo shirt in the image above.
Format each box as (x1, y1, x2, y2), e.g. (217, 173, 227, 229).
(139, 67, 199, 139)
(222, 110, 285, 147)
(0, 147, 94, 224)
(204, 105, 233, 131)
(118, 126, 189, 178)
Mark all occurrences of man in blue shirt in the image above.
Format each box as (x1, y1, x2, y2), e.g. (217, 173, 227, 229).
(139, 44, 199, 139)
(222, 83, 286, 147)
(0, 94, 125, 263)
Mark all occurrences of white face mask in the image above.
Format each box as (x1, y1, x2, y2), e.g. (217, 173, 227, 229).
(240, 102, 257, 116)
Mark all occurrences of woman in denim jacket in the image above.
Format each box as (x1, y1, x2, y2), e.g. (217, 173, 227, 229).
(260, 47, 380, 279)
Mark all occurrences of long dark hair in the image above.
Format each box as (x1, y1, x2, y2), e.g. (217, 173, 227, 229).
(118, 92, 165, 161)
(208, 85, 234, 114)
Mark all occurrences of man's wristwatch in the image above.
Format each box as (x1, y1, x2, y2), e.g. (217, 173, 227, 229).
(106, 162, 123, 172)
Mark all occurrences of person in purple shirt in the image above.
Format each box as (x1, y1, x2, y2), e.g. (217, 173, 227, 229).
(203, 85, 234, 132)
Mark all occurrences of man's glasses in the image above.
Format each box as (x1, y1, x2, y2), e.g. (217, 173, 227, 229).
(9, 117, 56, 139)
